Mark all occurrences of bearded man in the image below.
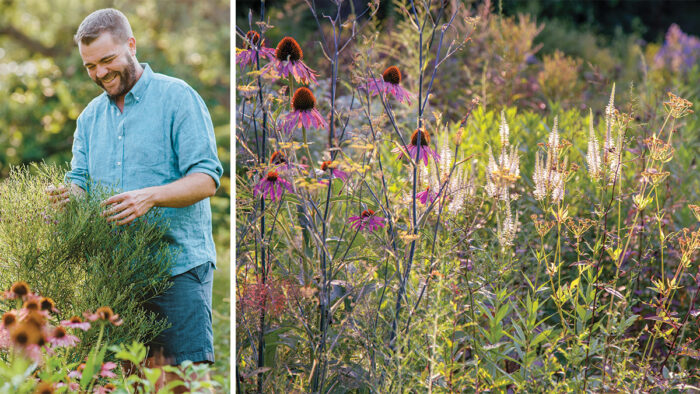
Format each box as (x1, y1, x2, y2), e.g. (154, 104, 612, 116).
(48, 8, 223, 390)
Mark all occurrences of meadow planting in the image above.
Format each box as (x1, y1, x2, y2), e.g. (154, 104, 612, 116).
(236, 1, 699, 392)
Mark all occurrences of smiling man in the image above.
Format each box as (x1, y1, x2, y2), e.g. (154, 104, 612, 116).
(54, 8, 223, 390)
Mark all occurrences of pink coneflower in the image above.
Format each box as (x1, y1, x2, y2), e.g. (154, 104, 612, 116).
(94, 384, 117, 394)
(254, 171, 293, 202)
(68, 363, 85, 379)
(39, 297, 58, 314)
(348, 209, 385, 232)
(269, 151, 306, 173)
(362, 66, 413, 105)
(48, 326, 80, 348)
(282, 87, 328, 134)
(3, 281, 31, 300)
(100, 362, 118, 378)
(264, 37, 318, 84)
(417, 186, 439, 205)
(1, 311, 17, 330)
(318, 160, 348, 183)
(392, 128, 440, 166)
(236, 30, 276, 69)
(60, 316, 91, 331)
(83, 306, 123, 326)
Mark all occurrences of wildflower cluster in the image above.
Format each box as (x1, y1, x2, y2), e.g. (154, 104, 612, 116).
(533, 117, 569, 203)
(486, 111, 520, 201)
(418, 127, 476, 214)
(653, 24, 700, 75)
(586, 85, 627, 183)
(0, 282, 123, 392)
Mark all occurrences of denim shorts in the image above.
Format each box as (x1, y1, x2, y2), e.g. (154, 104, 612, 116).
(145, 261, 215, 365)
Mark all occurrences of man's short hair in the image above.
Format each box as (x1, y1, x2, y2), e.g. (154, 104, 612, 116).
(74, 8, 133, 45)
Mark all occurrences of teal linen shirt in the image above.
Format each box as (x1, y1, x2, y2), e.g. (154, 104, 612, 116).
(65, 64, 223, 276)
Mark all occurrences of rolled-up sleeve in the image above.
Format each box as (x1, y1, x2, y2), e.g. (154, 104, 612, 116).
(172, 86, 223, 189)
(64, 114, 89, 191)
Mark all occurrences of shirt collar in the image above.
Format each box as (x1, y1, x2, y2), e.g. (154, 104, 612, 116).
(125, 63, 152, 103)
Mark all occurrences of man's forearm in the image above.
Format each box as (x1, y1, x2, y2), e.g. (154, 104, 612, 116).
(150, 172, 217, 208)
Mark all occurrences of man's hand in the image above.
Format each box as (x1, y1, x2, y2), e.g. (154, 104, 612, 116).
(101, 187, 156, 226)
(101, 173, 216, 226)
(46, 183, 85, 208)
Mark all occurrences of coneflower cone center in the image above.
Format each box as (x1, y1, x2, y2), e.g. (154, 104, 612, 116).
(266, 171, 279, 182)
(270, 151, 286, 165)
(40, 298, 54, 311)
(411, 129, 430, 146)
(15, 332, 29, 345)
(11, 282, 29, 296)
(54, 327, 66, 338)
(245, 31, 260, 49)
(361, 209, 374, 218)
(2, 313, 15, 326)
(321, 161, 334, 171)
(276, 37, 302, 62)
(292, 87, 316, 111)
(382, 66, 401, 85)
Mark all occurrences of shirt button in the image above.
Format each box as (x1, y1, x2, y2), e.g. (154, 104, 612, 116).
(117, 161, 122, 166)
(118, 135, 122, 140)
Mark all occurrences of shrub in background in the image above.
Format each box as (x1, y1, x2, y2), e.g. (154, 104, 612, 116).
(0, 163, 172, 361)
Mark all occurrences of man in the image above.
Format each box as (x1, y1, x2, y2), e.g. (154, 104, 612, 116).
(48, 8, 223, 389)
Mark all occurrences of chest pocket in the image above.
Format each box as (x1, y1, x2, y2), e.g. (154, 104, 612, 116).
(123, 110, 169, 167)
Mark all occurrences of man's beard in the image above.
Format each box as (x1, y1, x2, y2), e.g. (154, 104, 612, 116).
(96, 56, 138, 99)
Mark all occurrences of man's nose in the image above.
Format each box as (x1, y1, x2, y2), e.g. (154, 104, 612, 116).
(95, 65, 109, 79)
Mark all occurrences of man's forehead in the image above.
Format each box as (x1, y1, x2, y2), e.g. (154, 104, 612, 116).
(79, 32, 127, 59)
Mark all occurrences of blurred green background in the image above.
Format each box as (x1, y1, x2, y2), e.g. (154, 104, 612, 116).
(0, 0, 230, 386)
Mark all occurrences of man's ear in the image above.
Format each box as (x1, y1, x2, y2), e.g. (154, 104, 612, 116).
(127, 37, 137, 56)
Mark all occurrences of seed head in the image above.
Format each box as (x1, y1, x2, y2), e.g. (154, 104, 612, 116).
(276, 37, 303, 62)
(95, 306, 114, 321)
(245, 30, 260, 49)
(361, 209, 375, 218)
(270, 151, 287, 165)
(40, 297, 56, 312)
(69, 316, 83, 324)
(10, 321, 43, 346)
(292, 87, 316, 111)
(411, 128, 430, 146)
(34, 382, 54, 394)
(23, 299, 40, 311)
(321, 160, 338, 171)
(2, 311, 17, 327)
(382, 66, 402, 85)
(266, 171, 279, 182)
(10, 281, 30, 297)
(52, 326, 67, 339)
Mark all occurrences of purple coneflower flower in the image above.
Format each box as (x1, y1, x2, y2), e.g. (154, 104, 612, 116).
(348, 209, 385, 232)
(282, 87, 328, 134)
(392, 128, 440, 166)
(60, 316, 91, 331)
(417, 186, 439, 205)
(236, 30, 275, 69)
(318, 160, 348, 183)
(48, 326, 80, 348)
(269, 150, 306, 173)
(254, 171, 293, 202)
(362, 66, 413, 105)
(100, 362, 118, 378)
(264, 37, 318, 84)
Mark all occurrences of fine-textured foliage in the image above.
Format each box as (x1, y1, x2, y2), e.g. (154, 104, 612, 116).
(0, 163, 172, 361)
